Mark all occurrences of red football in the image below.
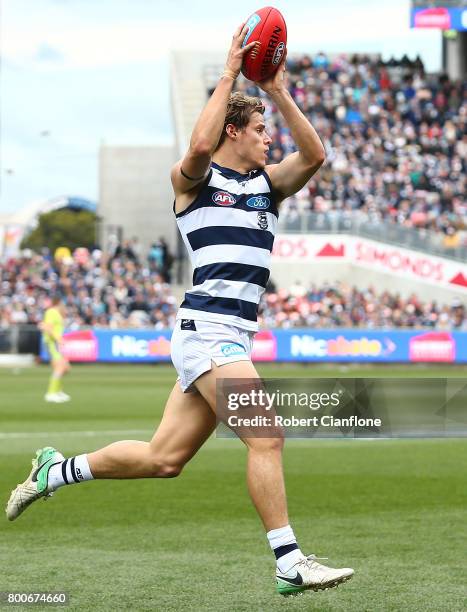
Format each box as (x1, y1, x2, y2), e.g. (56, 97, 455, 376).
(241, 6, 287, 82)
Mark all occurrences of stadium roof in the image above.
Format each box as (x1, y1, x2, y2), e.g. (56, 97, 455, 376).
(0, 196, 97, 227)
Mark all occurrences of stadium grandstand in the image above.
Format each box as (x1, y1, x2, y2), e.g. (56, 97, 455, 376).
(1, 250, 465, 330)
(235, 53, 465, 259)
(1, 50, 466, 340)
(0, 52, 467, 342)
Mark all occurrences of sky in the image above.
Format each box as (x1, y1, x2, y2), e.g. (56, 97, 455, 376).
(0, 0, 441, 215)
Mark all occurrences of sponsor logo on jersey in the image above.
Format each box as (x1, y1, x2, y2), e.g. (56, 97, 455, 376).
(242, 14, 261, 47)
(212, 191, 236, 206)
(181, 319, 197, 331)
(257, 211, 268, 230)
(221, 343, 246, 357)
(272, 42, 286, 66)
(246, 195, 270, 210)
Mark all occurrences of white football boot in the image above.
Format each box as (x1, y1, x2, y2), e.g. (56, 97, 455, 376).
(44, 393, 66, 403)
(276, 554, 354, 596)
(56, 392, 71, 402)
(6, 447, 64, 521)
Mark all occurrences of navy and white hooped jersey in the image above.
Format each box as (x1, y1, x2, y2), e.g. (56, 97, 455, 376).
(175, 161, 278, 331)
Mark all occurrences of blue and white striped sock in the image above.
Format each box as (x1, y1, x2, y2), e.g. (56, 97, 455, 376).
(47, 455, 94, 491)
(267, 524, 303, 573)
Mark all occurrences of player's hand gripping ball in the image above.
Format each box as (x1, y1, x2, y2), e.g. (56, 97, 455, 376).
(241, 6, 287, 82)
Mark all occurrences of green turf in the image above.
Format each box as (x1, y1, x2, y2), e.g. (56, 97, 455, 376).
(1, 365, 466, 611)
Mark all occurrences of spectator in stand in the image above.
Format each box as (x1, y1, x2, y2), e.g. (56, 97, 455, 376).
(159, 237, 174, 283)
(443, 226, 461, 250)
(147, 238, 174, 283)
(113, 240, 138, 262)
(148, 241, 164, 271)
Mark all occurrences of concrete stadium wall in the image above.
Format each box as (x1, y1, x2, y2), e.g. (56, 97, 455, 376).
(99, 145, 177, 253)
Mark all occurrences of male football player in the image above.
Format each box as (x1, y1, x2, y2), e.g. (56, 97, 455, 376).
(7, 24, 353, 596)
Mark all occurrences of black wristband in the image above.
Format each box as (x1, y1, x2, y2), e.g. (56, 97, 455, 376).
(181, 167, 206, 181)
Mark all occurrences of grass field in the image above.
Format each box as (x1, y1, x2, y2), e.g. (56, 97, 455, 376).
(1, 364, 466, 611)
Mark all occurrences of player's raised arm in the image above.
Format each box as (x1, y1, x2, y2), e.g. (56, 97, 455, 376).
(257, 55, 326, 203)
(171, 24, 257, 199)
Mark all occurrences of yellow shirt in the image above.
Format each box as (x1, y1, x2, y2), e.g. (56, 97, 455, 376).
(43, 307, 64, 344)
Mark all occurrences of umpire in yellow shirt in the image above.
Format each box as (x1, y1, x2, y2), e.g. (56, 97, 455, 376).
(40, 296, 71, 403)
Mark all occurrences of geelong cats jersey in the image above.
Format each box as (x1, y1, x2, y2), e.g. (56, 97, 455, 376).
(175, 162, 278, 331)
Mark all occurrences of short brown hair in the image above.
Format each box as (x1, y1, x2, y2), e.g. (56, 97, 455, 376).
(216, 92, 265, 149)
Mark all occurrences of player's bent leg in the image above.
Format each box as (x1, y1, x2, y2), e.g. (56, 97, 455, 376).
(148, 381, 216, 476)
(6, 382, 215, 521)
(87, 380, 215, 479)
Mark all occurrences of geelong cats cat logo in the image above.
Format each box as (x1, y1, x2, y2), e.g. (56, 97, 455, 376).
(257, 211, 268, 230)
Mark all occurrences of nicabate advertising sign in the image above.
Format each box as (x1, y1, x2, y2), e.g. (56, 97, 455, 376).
(41, 328, 467, 364)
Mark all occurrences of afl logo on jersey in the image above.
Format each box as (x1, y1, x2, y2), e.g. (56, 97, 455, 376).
(246, 195, 270, 210)
(212, 191, 236, 206)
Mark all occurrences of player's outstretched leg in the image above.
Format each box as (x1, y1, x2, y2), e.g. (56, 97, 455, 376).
(6, 382, 215, 521)
(194, 360, 354, 596)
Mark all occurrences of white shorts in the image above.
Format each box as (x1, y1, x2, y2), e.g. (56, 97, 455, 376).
(171, 319, 254, 393)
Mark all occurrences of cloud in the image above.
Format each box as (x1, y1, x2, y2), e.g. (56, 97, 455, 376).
(35, 43, 64, 63)
(3, 3, 439, 72)
(3, 20, 236, 71)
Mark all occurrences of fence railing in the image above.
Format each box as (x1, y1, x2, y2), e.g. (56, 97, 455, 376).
(277, 212, 467, 262)
(0, 325, 41, 355)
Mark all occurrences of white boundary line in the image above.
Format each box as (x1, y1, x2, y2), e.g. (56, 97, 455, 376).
(0, 430, 462, 440)
(0, 429, 154, 439)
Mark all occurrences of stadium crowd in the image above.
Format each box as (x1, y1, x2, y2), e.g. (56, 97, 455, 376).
(0, 247, 177, 330)
(259, 280, 466, 330)
(2, 53, 466, 331)
(239, 53, 466, 248)
(1, 251, 465, 330)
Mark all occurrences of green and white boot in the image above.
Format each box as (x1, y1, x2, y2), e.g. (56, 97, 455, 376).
(6, 447, 64, 521)
(276, 554, 354, 596)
